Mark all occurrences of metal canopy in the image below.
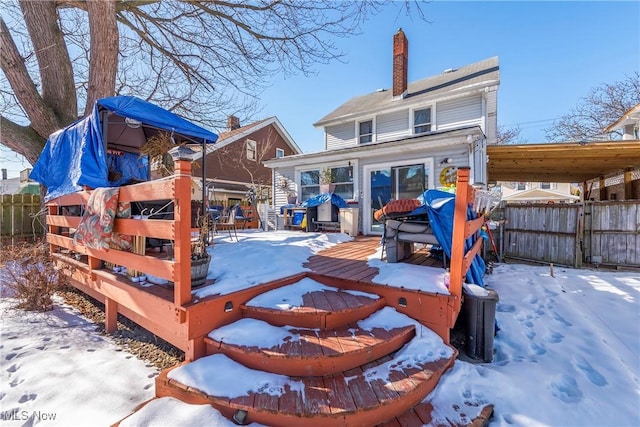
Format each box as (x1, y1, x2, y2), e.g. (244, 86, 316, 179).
(487, 141, 640, 183)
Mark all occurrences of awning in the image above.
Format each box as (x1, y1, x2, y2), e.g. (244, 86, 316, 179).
(31, 96, 218, 201)
(487, 141, 640, 183)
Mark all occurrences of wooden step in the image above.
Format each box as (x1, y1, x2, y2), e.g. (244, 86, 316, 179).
(377, 401, 494, 427)
(156, 337, 457, 427)
(240, 276, 386, 330)
(204, 309, 416, 376)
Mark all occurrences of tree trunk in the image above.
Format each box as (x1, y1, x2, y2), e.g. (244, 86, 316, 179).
(19, 0, 77, 125)
(85, 0, 119, 115)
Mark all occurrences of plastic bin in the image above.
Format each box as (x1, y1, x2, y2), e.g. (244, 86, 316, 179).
(462, 284, 499, 362)
(339, 207, 359, 236)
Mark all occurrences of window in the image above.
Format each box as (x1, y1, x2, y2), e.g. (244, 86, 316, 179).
(331, 165, 354, 200)
(300, 170, 320, 201)
(540, 182, 551, 189)
(516, 182, 526, 190)
(358, 120, 373, 144)
(276, 148, 284, 158)
(246, 139, 256, 160)
(300, 165, 354, 200)
(414, 108, 431, 134)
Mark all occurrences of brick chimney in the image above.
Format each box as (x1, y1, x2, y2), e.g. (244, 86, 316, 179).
(227, 115, 240, 131)
(392, 28, 408, 98)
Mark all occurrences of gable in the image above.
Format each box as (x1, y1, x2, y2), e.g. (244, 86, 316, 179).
(314, 57, 499, 128)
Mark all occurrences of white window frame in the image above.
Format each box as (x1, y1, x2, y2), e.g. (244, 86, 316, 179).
(357, 118, 375, 144)
(411, 106, 432, 135)
(246, 139, 257, 161)
(276, 148, 284, 158)
(296, 162, 358, 202)
(362, 157, 434, 235)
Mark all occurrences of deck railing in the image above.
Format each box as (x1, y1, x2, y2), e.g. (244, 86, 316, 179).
(449, 167, 484, 319)
(45, 158, 199, 329)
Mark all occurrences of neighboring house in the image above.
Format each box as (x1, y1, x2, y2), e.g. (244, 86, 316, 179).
(588, 103, 640, 200)
(500, 182, 580, 203)
(194, 115, 301, 205)
(264, 29, 499, 235)
(0, 169, 39, 195)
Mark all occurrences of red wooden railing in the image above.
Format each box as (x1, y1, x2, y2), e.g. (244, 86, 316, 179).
(448, 167, 484, 321)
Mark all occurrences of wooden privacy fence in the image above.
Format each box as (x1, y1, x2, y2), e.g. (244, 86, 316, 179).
(1, 194, 43, 238)
(492, 200, 639, 268)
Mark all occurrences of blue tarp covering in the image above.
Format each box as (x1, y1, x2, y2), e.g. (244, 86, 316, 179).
(302, 193, 349, 208)
(30, 96, 218, 201)
(412, 189, 486, 287)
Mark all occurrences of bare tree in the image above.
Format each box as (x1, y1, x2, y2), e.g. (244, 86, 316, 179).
(545, 72, 640, 142)
(1, 0, 430, 166)
(495, 125, 524, 145)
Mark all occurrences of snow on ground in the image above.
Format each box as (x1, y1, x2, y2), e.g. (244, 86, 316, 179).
(1, 230, 639, 426)
(0, 296, 157, 426)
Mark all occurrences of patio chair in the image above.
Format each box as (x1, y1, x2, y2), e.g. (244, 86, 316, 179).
(213, 203, 239, 241)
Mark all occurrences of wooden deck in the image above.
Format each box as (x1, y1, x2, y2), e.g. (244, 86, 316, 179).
(305, 236, 444, 283)
(51, 164, 492, 426)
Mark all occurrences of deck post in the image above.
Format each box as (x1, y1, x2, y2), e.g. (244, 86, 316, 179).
(448, 167, 471, 315)
(105, 297, 118, 333)
(171, 151, 194, 308)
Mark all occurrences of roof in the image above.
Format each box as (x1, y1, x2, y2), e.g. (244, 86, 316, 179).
(314, 56, 499, 127)
(604, 103, 640, 132)
(487, 141, 640, 183)
(196, 116, 301, 159)
(264, 126, 483, 168)
(502, 187, 580, 202)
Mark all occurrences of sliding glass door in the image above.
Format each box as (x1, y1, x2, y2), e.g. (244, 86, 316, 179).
(366, 162, 430, 234)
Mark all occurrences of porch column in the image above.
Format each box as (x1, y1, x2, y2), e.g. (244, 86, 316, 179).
(624, 168, 634, 200)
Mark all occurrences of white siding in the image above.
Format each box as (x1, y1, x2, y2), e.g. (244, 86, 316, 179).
(485, 88, 498, 144)
(326, 122, 356, 150)
(436, 95, 482, 131)
(377, 110, 409, 142)
(273, 168, 295, 208)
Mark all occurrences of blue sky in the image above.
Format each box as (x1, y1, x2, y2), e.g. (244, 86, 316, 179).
(2, 1, 638, 179)
(260, 1, 640, 153)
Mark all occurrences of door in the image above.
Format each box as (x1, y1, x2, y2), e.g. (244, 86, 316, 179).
(365, 162, 431, 234)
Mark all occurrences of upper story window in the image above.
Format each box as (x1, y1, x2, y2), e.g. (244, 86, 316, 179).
(414, 108, 431, 134)
(358, 120, 373, 144)
(276, 148, 284, 158)
(540, 182, 551, 189)
(246, 139, 257, 160)
(516, 182, 526, 191)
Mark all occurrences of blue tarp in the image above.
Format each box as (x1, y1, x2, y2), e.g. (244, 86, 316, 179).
(30, 96, 218, 201)
(302, 193, 349, 208)
(411, 189, 486, 287)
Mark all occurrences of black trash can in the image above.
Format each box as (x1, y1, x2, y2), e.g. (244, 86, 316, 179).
(463, 284, 499, 362)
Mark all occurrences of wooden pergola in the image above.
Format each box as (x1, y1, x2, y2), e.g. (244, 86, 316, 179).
(487, 140, 640, 199)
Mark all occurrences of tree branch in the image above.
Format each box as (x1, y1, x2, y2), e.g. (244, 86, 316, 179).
(0, 17, 60, 139)
(0, 115, 46, 165)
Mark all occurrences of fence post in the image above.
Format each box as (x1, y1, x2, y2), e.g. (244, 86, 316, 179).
(449, 167, 471, 314)
(171, 149, 194, 308)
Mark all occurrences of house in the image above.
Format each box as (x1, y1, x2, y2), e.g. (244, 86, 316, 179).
(591, 103, 640, 200)
(195, 115, 301, 206)
(604, 103, 640, 140)
(0, 168, 39, 195)
(500, 182, 580, 204)
(499, 181, 580, 204)
(264, 29, 499, 235)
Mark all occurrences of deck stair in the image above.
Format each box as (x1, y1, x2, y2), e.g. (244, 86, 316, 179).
(153, 277, 485, 426)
